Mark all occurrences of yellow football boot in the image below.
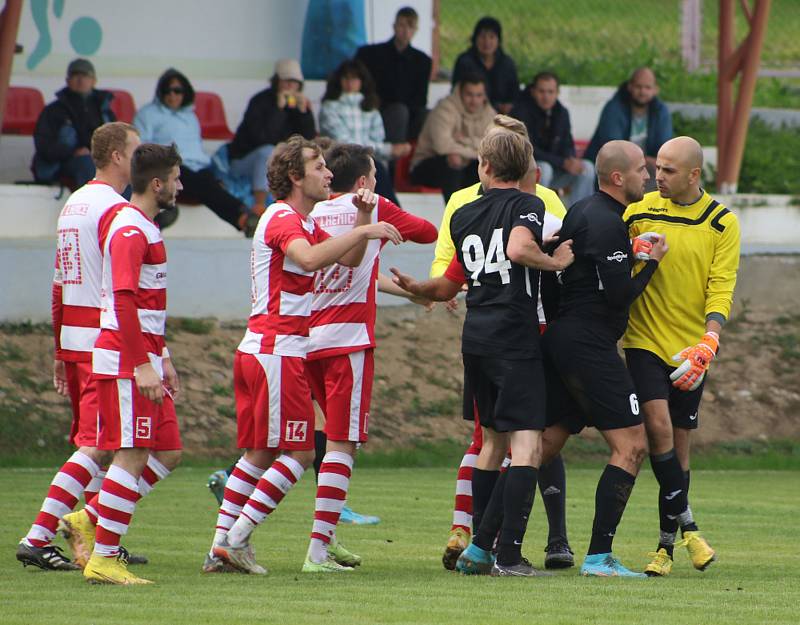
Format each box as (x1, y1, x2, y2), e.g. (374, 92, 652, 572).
(677, 531, 716, 571)
(644, 548, 673, 577)
(58, 509, 95, 569)
(83, 553, 153, 585)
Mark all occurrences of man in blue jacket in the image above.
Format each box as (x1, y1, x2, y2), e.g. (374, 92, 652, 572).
(585, 67, 672, 185)
(32, 59, 116, 187)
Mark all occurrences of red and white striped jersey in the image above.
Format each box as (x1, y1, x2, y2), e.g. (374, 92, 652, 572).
(93, 205, 167, 379)
(307, 194, 437, 360)
(53, 181, 128, 361)
(237, 202, 330, 358)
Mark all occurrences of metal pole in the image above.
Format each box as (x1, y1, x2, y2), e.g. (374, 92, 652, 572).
(0, 0, 24, 137)
(717, 0, 734, 180)
(721, 0, 771, 193)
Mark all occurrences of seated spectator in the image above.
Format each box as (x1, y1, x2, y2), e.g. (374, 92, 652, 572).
(355, 6, 432, 142)
(134, 68, 253, 233)
(410, 74, 496, 202)
(32, 58, 115, 187)
(585, 67, 673, 186)
(511, 71, 595, 207)
(319, 59, 409, 205)
(228, 59, 316, 215)
(451, 17, 519, 114)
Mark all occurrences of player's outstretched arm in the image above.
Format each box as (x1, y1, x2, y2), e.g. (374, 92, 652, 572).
(389, 268, 462, 302)
(507, 226, 574, 271)
(286, 221, 403, 272)
(377, 272, 434, 310)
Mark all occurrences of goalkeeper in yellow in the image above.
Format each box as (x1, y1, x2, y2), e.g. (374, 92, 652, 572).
(432, 116, 575, 571)
(623, 136, 740, 576)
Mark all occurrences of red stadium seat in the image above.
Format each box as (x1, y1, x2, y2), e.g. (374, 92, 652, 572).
(394, 142, 441, 193)
(574, 139, 589, 159)
(2, 86, 45, 135)
(194, 91, 234, 140)
(108, 89, 136, 123)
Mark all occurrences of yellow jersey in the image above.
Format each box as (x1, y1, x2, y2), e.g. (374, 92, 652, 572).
(430, 183, 567, 277)
(622, 190, 740, 364)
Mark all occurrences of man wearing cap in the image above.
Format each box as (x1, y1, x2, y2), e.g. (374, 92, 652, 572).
(228, 58, 317, 216)
(33, 58, 116, 188)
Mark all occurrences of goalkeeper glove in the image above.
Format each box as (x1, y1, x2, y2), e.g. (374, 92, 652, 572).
(670, 331, 720, 391)
(631, 232, 661, 260)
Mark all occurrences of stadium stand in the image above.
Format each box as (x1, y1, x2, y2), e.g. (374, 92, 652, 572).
(108, 88, 136, 123)
(1, 86, 45, 135)
(194, 91, 234, 140)
(394, 142, 441, 193)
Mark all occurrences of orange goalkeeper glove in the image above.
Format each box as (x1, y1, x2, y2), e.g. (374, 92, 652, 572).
(670, 331, 720, 391)
(632, 232, 660, 261)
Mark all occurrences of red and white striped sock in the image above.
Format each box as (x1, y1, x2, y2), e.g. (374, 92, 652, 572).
(84, 469, 106, 506)
(450, 442, 479, 534)
(137, 456, 170, 499)
(23, 451, 100, 547)
(227, 455, 304, 548)
(93, 465, 139, 558)
(308, 451, 353, 563)
(211, 457, 265, 551)
(85, 493, 99, 525)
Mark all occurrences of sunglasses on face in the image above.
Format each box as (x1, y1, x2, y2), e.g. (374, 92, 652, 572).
(165, 87, 185, 95)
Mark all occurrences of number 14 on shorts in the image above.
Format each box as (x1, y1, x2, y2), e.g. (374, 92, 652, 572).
(285, 420, 308, 443)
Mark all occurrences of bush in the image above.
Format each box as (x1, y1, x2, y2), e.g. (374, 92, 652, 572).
(673, 113, 800, 194)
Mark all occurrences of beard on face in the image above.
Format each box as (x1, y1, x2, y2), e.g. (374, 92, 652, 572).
(156, 185, 177, 211)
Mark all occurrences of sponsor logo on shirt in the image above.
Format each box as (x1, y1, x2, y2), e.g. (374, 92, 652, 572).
(519, 212, 542, 226)
(122, 229, 140, 238)
(648, 206, 669, 213)
(606, 251, 628, 262)
(61, 203, 90, 217)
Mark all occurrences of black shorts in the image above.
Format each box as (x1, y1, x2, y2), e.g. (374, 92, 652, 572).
(624, 348, 705, 430)
(462, 353, 546, 432)
(542, 319, 642, 433)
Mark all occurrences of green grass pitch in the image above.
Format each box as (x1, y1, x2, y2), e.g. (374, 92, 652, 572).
(2, 466, 798, 625)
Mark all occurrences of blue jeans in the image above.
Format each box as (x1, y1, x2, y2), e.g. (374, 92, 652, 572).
(539, 160, 596, 209)
(229, 144, 274, 191)
(61, 154, 96, 188)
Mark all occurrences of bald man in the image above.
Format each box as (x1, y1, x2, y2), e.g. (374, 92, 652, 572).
(585, 67, 673, 186)
(623, 136, 740, 576)
(539, 140, 668, 577)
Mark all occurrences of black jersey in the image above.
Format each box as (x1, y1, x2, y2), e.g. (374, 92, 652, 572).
(449, 187, 545, 359)
(556, 191, 658, 339)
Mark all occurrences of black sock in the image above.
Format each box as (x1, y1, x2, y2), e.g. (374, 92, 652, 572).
(313, 430, 327, 482)
(471, 469, 500, 544)
(225, 463, 236, 477)
(496, 466, 538, 566)
(473, 470, 507, 551)
(538, 454, 567, 545)
(651, 449, 695, 555)
(684, 470, 691, 493)
(588, 464, 636, 555)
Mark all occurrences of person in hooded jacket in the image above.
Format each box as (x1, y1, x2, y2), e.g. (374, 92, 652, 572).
(134, 68, 252, 233)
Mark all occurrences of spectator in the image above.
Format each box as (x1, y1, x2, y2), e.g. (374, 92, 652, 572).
(511, 71, 595, 206)
(228, 59, 316, 215)
(134, 68, 254, 234)
(451, 17, 519, 114)
(356, 6, 431, 142)
(319, 59, 409, 206)
(585, 67, 673, 184)
(410, 75, 496, 202)
(32, 58, 115, 187)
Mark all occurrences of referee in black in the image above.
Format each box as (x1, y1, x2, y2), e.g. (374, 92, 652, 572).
(540, 140, 668, 578)
(392, 115, 574, 577)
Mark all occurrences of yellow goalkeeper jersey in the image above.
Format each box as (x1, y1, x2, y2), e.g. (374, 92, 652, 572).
(430, 183, 567, 277)
(622, 190, 740, 364)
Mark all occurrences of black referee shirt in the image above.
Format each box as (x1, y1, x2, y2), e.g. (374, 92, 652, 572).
(449, 187, 545, 359)
(556, 190, 658, 339)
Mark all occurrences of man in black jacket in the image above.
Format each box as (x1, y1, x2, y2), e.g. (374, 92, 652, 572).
(355, 6, 431, 142)
(511, 72, 594, 207)
(32, 59, 116, 187)
(228, 58, 317, 216)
